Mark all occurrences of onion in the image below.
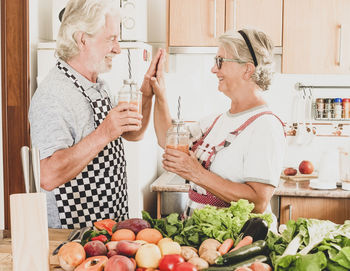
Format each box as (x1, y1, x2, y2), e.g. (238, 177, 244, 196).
(58, 242, 86, 271)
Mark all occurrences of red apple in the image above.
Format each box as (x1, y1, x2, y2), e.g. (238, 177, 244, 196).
(84, 240, 107, 257)
(284, 167, 297, 176)
(299, 160, 314, 174)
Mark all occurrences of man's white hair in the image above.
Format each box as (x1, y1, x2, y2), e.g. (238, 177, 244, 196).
(56, 0, 120, 61)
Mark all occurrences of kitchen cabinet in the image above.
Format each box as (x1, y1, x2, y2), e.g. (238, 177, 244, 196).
(225, 0, 282, 46)
(167, 0, 282, 47)
(282, 0, 350, 74)
(279, 196, 350, 225)
(168, 0, 225, 46)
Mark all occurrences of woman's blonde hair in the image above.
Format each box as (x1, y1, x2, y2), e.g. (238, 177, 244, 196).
(218, 28, 275, 91)
(56, 0, 119, 61)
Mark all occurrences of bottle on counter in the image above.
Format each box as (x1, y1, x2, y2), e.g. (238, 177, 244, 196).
(343, 98, 350, 119)
(315, 98, 324, 119)
(117, 79, 142, 114)
(165, 119, 190, 154)
(324, 98, 333, 119)
(333, 98, 343, 119)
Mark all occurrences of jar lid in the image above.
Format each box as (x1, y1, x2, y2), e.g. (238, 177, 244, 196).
(123, 79, 133, 85)
(316, 98, 324, 102)
(324, 98, 333, 103)
(172, 119, 184, 125)
(343, 98, 350, 102)
(333, 98, 342, 103)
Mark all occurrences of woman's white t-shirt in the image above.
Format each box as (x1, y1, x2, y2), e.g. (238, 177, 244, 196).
(186, 105, 286, 227)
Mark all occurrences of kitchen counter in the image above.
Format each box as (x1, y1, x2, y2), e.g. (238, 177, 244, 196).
(151, 172, 350, 218)
(0, 228, 71, 270)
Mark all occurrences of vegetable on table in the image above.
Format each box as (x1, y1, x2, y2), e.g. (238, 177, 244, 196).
(200, 249, 221, 265)
(58, 242, 86, 271)
(230, 236, 253, 252)
(188, 257, 209, 270)
(181, 246, 199, 261)
(91, 235, 108, 243)
(142, 199, 272, 248)
(267, 219, 350, 270)
(215, 240, 267, 266)
(239, 218, 269, 242)
(204, 255, 268, 271)
(199, 239, 221, 256)
(218, 238, 234, 255)
(158, 254, 185, 271)
(135, 243, 162, 268)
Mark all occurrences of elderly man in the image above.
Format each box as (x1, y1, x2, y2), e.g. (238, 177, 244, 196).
(29, 0, 164, 229)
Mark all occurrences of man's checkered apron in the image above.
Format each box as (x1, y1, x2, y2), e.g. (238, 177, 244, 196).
(184, 111, 285, 218)
(54, 62, 129, 228)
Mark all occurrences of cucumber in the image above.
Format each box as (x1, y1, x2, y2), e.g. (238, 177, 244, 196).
(215, 240, 267, 265)
(204, 255, 269, 271)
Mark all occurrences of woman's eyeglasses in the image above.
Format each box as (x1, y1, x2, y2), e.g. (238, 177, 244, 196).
(214, 56, 245, 69)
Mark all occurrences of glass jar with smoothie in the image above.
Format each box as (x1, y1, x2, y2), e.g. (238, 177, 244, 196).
(165, 119, 190, 154)
(117, 79, 142, 114)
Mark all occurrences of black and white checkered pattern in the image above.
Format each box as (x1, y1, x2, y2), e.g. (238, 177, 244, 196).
(54, 62, 129, 229)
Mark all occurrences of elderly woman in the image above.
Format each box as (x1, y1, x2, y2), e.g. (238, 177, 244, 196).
(151, 28, 286, 224)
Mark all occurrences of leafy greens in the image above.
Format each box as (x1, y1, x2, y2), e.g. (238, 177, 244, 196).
(143, 199, 272, 248)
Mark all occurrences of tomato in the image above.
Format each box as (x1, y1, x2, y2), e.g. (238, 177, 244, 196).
(91, 235, 108, 243)
(172, 262, 197, 271)
(94, 219, 116, 236)
(158, 254, 185, 271)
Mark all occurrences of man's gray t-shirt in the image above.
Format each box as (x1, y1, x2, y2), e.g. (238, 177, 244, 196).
(28, 60, 113, 228)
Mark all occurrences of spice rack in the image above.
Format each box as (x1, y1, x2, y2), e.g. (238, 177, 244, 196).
(295, 83, 350, 122)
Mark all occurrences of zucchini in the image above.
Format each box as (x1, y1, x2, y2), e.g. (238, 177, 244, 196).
(204, 255, 269, 271)
(215, 240, 267, 265)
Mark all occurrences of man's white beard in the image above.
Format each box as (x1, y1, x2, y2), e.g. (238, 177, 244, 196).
(94, 54, 115, 74)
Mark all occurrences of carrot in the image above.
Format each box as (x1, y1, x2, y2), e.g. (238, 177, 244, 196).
(250, 262, 272, 271)
(229, 235, 253, 252)
(218, 238, 234, 255)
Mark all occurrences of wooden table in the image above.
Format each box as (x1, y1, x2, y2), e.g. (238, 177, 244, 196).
(0, 228, 71, 270)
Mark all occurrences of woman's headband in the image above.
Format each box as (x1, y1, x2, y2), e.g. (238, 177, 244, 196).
(238, 30, 258, 67)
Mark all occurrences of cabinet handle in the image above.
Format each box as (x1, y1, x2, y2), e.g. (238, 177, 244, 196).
(213, 0, 217, 37)
(337, 24, 342, 66)
(232, 0, 237, 30)
(288, 204, 293, 221)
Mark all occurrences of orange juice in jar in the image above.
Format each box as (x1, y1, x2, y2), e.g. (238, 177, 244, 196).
(130, 81, 142, 114)
(165, 119, 190, 154)
(117, 80, 142, 114)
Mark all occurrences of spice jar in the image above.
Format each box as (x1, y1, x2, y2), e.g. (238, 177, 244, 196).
(315, 98, 324, 119)
(118, 79, 142, 114)
(343, 98, 350, 119)
(333, 98, 343, 119)
(324, 98, 333, 119)
(165, 119, 190, 154)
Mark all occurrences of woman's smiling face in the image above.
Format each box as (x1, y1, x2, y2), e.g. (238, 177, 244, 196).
(211, 46, 246, 97)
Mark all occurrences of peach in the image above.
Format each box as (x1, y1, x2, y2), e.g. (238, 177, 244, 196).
(107, 249, 118, 258)
(115, 240, 141, 256)
(84, 240, 107, 257)
(106, 241, 119, 251)
(104, 255, 134, 271)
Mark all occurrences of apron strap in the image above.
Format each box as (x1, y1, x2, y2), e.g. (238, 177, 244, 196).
(191, 114, 222, 152)
(189, 110, 285, 207)
(56, 61, 94, 104)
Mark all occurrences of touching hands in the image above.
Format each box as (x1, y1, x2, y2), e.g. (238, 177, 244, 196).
(140, 48, 166, 97)
(98, 103, 142, 142)
(162, 148, 204, 182)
